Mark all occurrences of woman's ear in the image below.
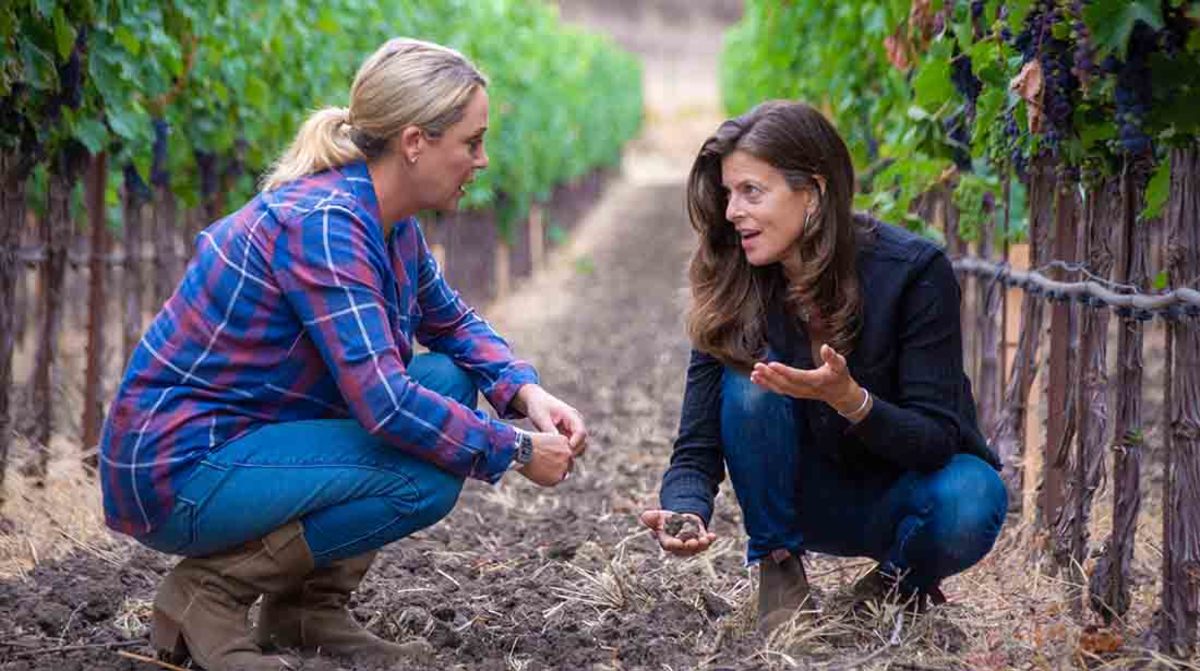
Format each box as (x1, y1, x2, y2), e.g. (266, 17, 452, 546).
(812, 174, 827, 198)
(398, 126, 424, 164)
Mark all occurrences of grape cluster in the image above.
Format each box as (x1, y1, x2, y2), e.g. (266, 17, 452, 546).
(943, 111, 973, 172)
(1069, 1, 1096, 86)
(1004, 108, 1028, 180)
(1010, 1, 1079, 153)
(123, 164, 152, 202)
(951, 54, 983, 106)
(151, 119, 170, 187)
(948, 49, 981, 172)
(195, 150, 218, 198)
(56, 46, 83, 111)
(1113, 23, 1156, 156)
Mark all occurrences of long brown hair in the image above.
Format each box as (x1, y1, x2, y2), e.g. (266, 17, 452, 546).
(685, 100, 867, 369)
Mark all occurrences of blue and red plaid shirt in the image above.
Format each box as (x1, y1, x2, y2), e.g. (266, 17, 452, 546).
(99, 161, 537, 537)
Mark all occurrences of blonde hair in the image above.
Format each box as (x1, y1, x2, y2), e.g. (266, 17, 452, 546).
(262, 38, 487, 190)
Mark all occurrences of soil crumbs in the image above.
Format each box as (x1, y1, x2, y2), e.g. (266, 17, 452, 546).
(1, 177, 1194, 670)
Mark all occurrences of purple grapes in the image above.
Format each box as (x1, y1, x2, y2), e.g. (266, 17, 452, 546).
(1113, 22, 1157, 156)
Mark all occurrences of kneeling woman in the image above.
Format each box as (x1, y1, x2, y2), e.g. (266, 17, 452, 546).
(100, 39, 585, 670)
(640, 101, 1006, 631)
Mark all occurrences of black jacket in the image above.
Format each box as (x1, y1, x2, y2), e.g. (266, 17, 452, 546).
(659, 220, 1002, 525)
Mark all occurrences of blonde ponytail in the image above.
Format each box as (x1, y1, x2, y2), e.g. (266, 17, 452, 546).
(261, 38, 487, 191)
(262, 107, 363, 190)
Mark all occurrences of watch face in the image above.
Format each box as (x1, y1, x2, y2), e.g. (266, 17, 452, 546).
(518, 433, 534, 464)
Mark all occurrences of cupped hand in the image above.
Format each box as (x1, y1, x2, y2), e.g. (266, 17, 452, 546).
(639, 509, 717, 557)
(516, 385, 589, 457)
(749, 344, 863, 414)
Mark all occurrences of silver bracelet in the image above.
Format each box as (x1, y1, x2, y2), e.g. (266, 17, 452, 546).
(837, 388, 870, 419)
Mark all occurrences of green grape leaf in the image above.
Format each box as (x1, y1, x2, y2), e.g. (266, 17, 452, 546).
(73, 118, 109, 154)
(1084, 0, 1164, 58)
(1142, 160, 1170, 220)
(912, 38, 954, 113)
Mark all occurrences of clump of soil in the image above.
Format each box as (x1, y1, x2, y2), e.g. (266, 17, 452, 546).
(663, 513, 701, 542)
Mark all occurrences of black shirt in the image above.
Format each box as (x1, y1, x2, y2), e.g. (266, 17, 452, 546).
(659, 220, 1001, 525)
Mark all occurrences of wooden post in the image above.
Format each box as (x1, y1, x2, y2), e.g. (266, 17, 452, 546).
(975, 198, 1001, 433)
(494, 238, 511, 300)
(1041, 174, 1081, 544)
(122, 166, 148, 363)
(1159, 146, 1200, 657)
(82, 152, 109, 467)
(0, 150, 27, 502)
(1057, 175, 1115, 613)
(1089, 157, 1149, 623)
(529, 203, 546, 273)
(151, 120, 178, 305)
(28, 149, 83, 483)
(990, 155, 1055, 512)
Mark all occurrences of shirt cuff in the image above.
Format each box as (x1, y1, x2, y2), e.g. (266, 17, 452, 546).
(471, 420, 520, 484)
(482, 364, 540, 419)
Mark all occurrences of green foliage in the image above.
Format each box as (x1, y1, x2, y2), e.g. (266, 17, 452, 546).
(720, 0, 1200, 242)
(2, 0, 643, 239)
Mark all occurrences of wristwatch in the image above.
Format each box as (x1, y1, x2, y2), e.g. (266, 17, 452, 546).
(511, 429, 534, 470)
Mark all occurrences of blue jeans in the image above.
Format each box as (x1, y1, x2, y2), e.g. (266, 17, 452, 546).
(720, 369, 1007, 590)
(141, 353, 474, 567)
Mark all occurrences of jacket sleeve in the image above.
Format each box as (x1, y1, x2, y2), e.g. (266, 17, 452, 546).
(847, 250, 968, 472)
(659, 349, 726, 526)
(412, 225, 538, 420)
(275, 204, 517, 482)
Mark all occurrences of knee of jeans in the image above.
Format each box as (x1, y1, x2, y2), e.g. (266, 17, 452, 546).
(926, 456, 1007, 569)
(404, 466, 465, 529)
(411, 352, 478, 409)
(721, 370, 791, 418)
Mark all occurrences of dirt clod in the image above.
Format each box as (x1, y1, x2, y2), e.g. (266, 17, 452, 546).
(663, 513, 702, 542)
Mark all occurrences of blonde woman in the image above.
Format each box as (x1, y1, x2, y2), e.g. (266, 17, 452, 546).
(100, 38, 587, 670)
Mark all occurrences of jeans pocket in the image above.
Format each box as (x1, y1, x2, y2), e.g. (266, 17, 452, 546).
(141, 499, 197, 556)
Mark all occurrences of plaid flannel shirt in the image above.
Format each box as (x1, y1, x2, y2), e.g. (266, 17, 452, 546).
(99, 161, 537, 536)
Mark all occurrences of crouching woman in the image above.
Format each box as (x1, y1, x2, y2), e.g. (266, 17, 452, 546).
(640, 100, 1007, 632)
(100, 38, 586, 670)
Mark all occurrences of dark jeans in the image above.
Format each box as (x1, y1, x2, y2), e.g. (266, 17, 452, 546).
(142, 352, 474, 567)
(720, 368, 1007, 590)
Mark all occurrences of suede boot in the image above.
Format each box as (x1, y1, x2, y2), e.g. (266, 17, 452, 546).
(757, 553, 813, 633)
(850, 563, 947, 614)
(257, 550, 427, 665)
(150, 520, 315, 670)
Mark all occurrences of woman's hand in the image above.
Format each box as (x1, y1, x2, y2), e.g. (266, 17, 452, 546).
(639, 509, 717, 557)
(514, 384, 589, 456)
(749, 344, 865, 415)
(518, 432, 575, 487)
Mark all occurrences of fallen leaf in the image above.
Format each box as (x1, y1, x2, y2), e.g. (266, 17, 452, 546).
(1078, 624, 1124, 655)
(1009, 60, 1045, 134)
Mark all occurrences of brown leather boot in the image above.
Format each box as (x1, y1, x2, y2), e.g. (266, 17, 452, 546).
(850, 564, 947, 614)
(757, 553, 813, 633)
(256, 550, 427, 665)
(150, 520, 315, 671)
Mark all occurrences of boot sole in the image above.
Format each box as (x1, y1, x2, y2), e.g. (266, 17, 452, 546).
(150, 607, 191, 665)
